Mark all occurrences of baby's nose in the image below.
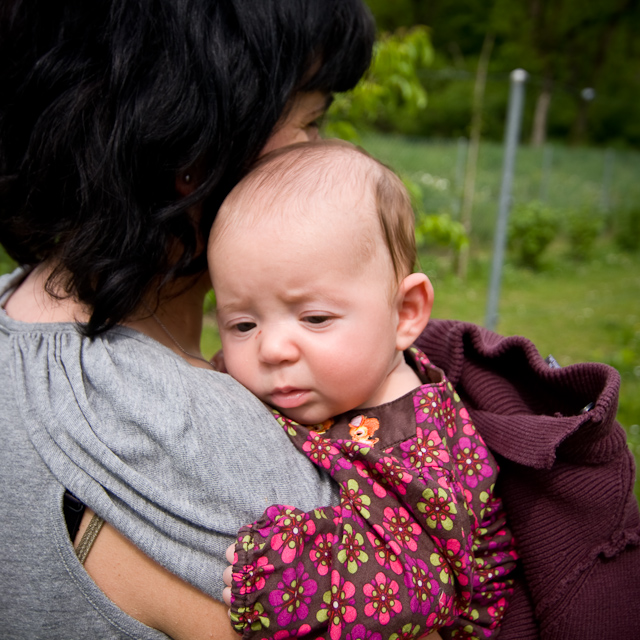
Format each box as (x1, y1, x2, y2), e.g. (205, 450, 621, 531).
(258, 327, 300, 364)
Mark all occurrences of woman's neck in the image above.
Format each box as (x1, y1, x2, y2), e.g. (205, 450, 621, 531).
(3, 264, 88, 324)
(126, 274, 212, 368)
(4, 263, 212, 369)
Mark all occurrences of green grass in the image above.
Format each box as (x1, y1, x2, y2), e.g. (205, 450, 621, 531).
(429, 247, 640, 499)
(358, 134, 640, 244)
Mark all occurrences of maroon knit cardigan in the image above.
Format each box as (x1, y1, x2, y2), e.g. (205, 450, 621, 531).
(416, 320, 640, 639)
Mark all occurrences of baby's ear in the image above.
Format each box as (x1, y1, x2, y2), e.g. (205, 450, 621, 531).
(395, 272, 434, 351)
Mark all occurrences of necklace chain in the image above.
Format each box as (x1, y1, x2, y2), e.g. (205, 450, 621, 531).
(150, 312, 213, 368)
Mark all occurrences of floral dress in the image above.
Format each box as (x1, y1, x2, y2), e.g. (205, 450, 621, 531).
(229, 348, 518, 640)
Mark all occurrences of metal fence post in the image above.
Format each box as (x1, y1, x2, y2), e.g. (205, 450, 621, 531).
(454, 136, 468, 217)
(485, 69, 528, 331)
(600, 147, 615, 214)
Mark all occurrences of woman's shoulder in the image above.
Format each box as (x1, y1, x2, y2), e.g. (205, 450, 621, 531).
(2, 283, 338, 597)
(5, 308, 274, 460)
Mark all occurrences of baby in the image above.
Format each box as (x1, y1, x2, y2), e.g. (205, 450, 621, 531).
(209, 140, 517, 640)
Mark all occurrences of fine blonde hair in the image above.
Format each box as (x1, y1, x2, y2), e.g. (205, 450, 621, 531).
(213, 139, 417, 282)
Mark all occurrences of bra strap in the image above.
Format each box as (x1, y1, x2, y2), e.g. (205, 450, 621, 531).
(75, 513, 105, 564)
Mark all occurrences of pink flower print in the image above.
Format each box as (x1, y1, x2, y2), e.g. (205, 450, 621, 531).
(487, 597, 509, 627)
(273, 412, 298, 437)
(389, 623, 424, 640)
(340, 478, 371, 521)
(346, 624, 382, 640)
(424, 604, 453, 634)
(233, 556, 274, 596)
(452, 437, 493, 489)
(439, 396, 458, 438)
(429, 550, 452, 584)
(338, 439, 371, 463)
(310, 532, 339, 576)
(237, 530, 262, 553)
(403, 555, 439, 616)
(366, 529, 403, 575)
(461, 486, 476, 521)
(229, 601, 268, 634)
(268, 562, 318, 628)
(269, 509, 316, 564)
(458, 406, 476, 436)
(272, 625, 312, 640)
(373, 456, 412, 495)
(409, 346, 431, 373)
(437, 537, 472, 580)
(317, 570, 357, 640)
(418, 486, 457, 531)
(449, 624, 483, 639)
(363, 572, 402, 626)
(401, 427, 450, 472)
(337, 523, 369, 574)
(382, 506, 420, 552)
(303, 435, 339, 470)
(353, 459, 388, 498)
(413, 388, 444, 425)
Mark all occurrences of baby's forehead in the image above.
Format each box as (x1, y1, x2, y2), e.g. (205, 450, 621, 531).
(221, 148, 380, 228)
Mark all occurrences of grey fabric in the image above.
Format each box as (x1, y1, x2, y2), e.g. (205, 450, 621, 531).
(0, 268, 338, 639)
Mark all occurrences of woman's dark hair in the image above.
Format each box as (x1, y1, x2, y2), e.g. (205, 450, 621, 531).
(0, 0, 375, 334)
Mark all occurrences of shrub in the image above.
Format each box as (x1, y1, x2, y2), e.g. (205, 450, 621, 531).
(326, 26, 433, 136)
(565, 208, 603, 261)
(614, 208, 640, 252)
(507, 201, 559, 270)
(415, 213, 468, 253)
(401, 175, 468, 254)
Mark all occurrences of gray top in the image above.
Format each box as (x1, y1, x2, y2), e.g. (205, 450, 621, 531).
(0, 268, 337, 639)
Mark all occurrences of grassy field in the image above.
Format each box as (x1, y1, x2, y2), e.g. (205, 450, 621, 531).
(358, 134, 640, 244)
(202, 135, 640, 498)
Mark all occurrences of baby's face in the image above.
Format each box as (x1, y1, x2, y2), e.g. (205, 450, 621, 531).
(209, 194, 404, 425)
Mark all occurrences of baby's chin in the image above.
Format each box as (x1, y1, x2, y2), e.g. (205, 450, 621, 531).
(271, 404, 334, 428)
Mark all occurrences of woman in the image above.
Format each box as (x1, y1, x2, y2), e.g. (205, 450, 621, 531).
(1, 1, 639, 639)
(0, 1, 375, 638)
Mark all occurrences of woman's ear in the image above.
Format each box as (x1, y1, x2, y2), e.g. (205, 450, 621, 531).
(175, 170, 198, 196)
(395, 272, 434, 351)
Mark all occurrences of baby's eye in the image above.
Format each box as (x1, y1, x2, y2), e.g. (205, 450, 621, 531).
(233, 322, 256, 333)
(303, 315, 331, 325)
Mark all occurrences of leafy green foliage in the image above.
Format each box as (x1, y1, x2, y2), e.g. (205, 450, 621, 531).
(401, 174, 468, 254)
(362, 0, 640, 147)
(614, 208, 640, 252)
(325, 26, 434, 138)
(203, 289, 216, 315)
(415, 213, 468, 253)
(565, 209, 603, 261)
(0, 247, 16, 277)
(508, 201, 559, 269)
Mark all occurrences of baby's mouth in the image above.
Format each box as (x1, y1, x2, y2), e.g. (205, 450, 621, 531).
(269, 387, 310, 409)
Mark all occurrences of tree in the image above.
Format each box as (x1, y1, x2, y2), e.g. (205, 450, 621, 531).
(325, 26, 433, 139)
(363, 0, 640, 147)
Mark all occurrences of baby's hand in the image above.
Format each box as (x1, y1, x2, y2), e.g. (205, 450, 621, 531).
(222, 543, 234, 609)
